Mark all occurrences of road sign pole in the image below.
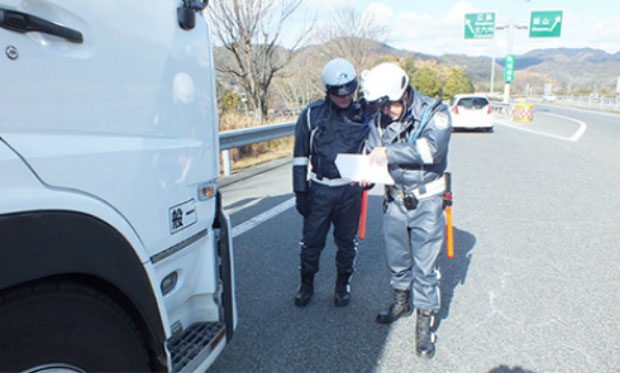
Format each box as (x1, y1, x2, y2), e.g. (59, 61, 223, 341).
(497, 21, 528, 103)
(490, 56, 496, 94)
(503, 22, 514, 104)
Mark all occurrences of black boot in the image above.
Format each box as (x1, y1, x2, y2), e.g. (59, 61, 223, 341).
(294, 271, 314, 307)
(415, 309, 436, 359)
(376, 289, 412, 324)
(334, 272, 352, 307)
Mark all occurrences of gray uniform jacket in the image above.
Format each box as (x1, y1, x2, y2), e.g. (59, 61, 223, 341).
(366, 89, 452, 192)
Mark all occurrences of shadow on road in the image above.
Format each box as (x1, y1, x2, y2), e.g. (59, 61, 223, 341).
(435, 226, 475, 330)
(210, 194, 476, 372)
(488, 365, 536, 373)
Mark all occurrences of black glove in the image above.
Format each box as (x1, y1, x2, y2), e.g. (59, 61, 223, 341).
(362, 182, 375, 191)
(295, 192, 309, 216)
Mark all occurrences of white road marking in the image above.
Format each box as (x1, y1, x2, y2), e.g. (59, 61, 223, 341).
(232, 197, 296, 237)
(495, 112, 587, 142)
(544, 112, 588, 141)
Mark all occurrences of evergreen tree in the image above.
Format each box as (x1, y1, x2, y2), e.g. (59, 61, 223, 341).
(442, 68, 474, 99)
(411, 67, 442, 97)
(400, 56, 416, 84)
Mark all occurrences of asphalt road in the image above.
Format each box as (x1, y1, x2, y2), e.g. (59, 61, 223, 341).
(209, 105, 620, 373)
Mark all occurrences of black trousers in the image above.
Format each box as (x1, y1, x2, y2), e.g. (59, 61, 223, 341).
(300, 181, 363, 274)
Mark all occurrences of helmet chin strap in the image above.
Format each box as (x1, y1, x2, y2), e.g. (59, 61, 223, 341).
(396, 86, 414, 122)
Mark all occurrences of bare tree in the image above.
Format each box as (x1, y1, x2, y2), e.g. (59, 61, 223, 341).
(207, 0, 312, 120)
(316, 5, 389, 72)
(272, 52, 325, 111)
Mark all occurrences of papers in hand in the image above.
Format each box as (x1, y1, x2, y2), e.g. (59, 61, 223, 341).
(335, 153, 395, 185)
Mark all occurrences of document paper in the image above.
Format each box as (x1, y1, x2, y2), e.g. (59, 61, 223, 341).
(335, 153, 395, 185)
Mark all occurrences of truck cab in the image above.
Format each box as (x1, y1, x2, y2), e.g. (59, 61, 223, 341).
(0, 1, 236, 371)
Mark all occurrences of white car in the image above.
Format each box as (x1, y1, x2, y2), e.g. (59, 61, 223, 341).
(448, 94, 494, 132)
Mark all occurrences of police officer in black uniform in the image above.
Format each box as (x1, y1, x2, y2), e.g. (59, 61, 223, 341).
(292, 58, 368, 307)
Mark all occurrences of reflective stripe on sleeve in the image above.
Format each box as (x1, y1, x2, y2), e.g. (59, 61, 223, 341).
(293, 157, 309, 166)
(416, 138, 434, 164)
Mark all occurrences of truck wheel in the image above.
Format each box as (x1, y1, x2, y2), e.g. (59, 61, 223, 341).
(0, 280, 151, 372)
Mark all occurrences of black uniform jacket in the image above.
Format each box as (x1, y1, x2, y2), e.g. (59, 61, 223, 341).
(293, 99, 368, 193)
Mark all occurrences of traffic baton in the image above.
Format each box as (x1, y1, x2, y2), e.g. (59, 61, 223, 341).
(359, 190, 368, 240)
(444, 173, 454, 258)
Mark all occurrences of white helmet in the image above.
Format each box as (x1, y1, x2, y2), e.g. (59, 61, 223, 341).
(362, 63, 409, 102)
(322, 58, 358, 96)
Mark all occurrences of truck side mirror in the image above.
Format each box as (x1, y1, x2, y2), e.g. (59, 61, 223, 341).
(178, 0, 209, 30)
(191, 0, 209, 11)
(177, 5, 195, 30)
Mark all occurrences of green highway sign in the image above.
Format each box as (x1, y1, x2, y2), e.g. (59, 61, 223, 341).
(530, 10, 563, 38)
(504, 55, 515, 83)
(464, 12, 495, 39)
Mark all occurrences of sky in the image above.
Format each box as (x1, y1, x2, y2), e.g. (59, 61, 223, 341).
(301, 0, 620, 57)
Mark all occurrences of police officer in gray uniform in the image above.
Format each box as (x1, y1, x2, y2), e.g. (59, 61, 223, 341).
(361, 63, 452, 359)
(292, 58, 368, 308)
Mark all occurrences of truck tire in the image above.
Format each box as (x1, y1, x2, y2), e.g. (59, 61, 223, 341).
(0, 280, 152, 372)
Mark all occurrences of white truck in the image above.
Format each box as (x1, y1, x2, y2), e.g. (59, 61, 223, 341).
(0, 1, 236, 372)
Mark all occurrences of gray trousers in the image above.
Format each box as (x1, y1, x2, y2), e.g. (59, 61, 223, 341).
(383, 194, 444, 312)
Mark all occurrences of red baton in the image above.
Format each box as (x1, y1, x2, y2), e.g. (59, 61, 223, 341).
(359, 190, 368, 240)
(443, 172, 454, 258)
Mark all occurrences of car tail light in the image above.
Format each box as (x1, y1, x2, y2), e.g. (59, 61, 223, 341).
(454, 106, 459, 115)
(487, 105, 492, 114)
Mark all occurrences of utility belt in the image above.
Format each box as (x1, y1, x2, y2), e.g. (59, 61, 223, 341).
(310, 172, 351, 187)
(386, 174, 448, 210)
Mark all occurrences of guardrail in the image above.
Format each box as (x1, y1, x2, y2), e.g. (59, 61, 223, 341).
(554, 95, 620, 113)
(490, 102, 511, 117)
(219, 121, 296, 176)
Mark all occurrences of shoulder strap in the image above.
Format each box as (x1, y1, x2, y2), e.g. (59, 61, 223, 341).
(306, 106, 320, 153)
(408, 98, 442, 143)
(306, 106, 312, 132)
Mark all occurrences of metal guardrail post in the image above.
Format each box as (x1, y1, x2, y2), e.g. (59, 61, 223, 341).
(222, 150, 232, 176)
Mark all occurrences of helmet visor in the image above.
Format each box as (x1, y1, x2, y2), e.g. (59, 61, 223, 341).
(326, 79, 358, 97)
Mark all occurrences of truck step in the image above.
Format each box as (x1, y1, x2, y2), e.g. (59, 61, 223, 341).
(167, 322, 226, 373)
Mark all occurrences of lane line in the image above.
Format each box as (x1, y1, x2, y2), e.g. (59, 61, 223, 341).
(543, 112, 587, 142)
(232, 197, 295, 238)
(495, 112, 587, 142)
(225, 196, 265, 216)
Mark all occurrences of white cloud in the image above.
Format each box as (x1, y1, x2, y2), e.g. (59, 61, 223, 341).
(363, 2, 394, 26)
(384, 2, 471, 56)
(587, 16, 620, 53)
(303, 0, 355, 12)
